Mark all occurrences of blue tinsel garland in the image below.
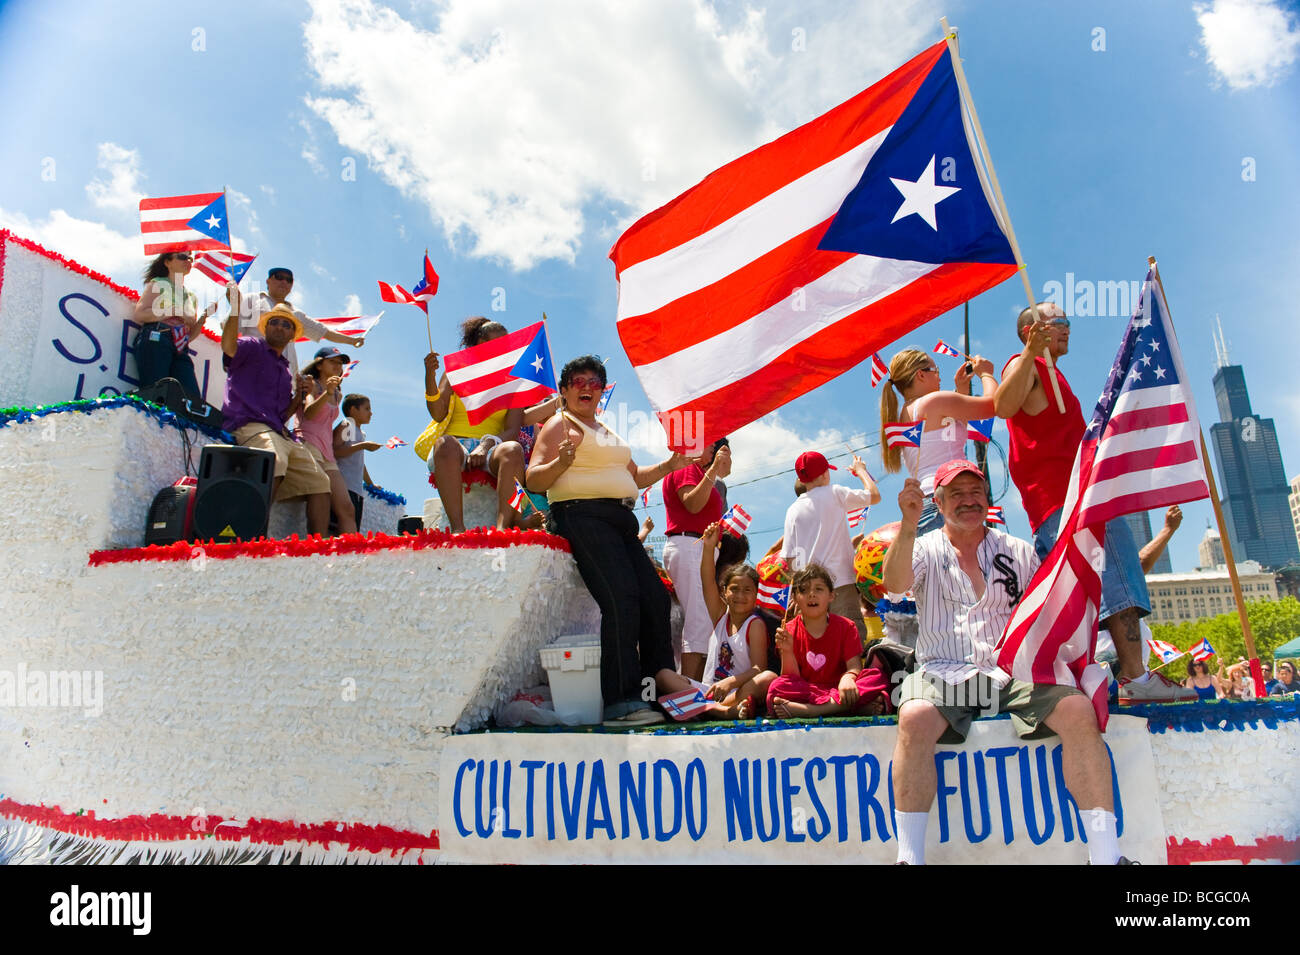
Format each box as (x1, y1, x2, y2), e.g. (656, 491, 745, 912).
(364, 482, 407, 507)
(0, 395, 231, 443)
(875, 596, 917, 616)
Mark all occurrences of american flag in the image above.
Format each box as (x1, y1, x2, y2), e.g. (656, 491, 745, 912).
(870, 353, 889, 387)
(967, 417, 994, 442)
(1150, 639, 1182, 663)
(383, 436, 408, 449)
(138, 191, 230, 255)
(847, 505, 869, 528)
(996, 272, 1209, 730)
(294, 312, 382, 344)
(192, 250, 257, 285)
(509, 480, 528, 512)
(1190, 638, 1216, 663)
(719, 504, 752, 537)
(757, 581, 790, 615)
(378, 254, 439, 313)
(597, 382, 616, 415)
(985, 506, 1005, 525)
(608, 41, 1018, 451)
(933, 340, 962, 358)
(659, 688, 711, 721)
(443, 320, 556, 425)
(884, 421, 922, 448)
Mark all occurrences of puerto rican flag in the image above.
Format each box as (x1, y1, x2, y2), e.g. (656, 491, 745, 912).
(870, 353, 889, 387)
(139, 191, 231, 255)
(378, 254, 439, 313)
(192, 250, 257, 285)
(933, 339, 963, 358)
(847, 506, 869, 528)
(598, 382, 616, 415)
(1150, 639, 1182, 664)
(996, 271, 1209, 730)
(884, 421, 922, 448)
(608, 41, 1018, 451)
(985, 506, 1005, 525)
(659, 688, 711, 722)
(509, 480, 528, 512)
(640, 488, 651, 508)
(341, 360, 360, 378)
(295, 312, 383, 344)
(757, 581, 790, 615)
(383, 436, 408, 449)
(719, 504, 752, 538)
(444, 320, 557, 425)
(1190, 638, 1216, 663)
(967, 417, 995, 442)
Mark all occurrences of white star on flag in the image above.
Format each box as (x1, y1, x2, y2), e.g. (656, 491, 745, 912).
(204, 214, 221, 231)
(889, 155, 961, 230)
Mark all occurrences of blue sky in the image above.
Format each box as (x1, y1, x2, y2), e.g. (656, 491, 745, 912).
(2, 0, 1298, 572)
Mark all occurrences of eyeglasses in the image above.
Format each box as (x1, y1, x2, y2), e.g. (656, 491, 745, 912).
(171, 253, 191, 262)
(1045, 317, 1070, 328)
(567, 375, 605, 391)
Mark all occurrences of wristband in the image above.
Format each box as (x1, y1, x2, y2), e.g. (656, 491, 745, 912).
(425, 393, 441, 402)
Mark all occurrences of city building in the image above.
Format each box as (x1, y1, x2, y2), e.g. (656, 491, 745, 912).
(1206, 324, 1300, 570)
(1198, 524, 1225, 570)
(1146, 560, 1279, 624)
(1122, 511, 1172, 575)
(1290, 475, 1300, 556)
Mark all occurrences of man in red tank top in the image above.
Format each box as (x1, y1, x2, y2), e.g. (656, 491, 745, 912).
(995, 302, 1194, 705)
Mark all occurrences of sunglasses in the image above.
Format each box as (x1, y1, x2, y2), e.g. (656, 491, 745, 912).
(567, 375, 605, 391)
(265, 317, 294, 329)
(170, 253, 191, 262)
(268, 272, 293, 282)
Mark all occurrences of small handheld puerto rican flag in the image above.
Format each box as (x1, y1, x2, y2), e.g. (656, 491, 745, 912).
(658, 688, 710, 722)
(757, 581, 790, 615)
(985, 506, 1005, 525)
(967, 417, 995, 442)
(719, 504, 751, 537)
(640, 488, 651, 508)
(383, 436, 408, 449)
(884, 421, 922, 448)
(933, 340, 962, 358)
(1150, 639, 1182, 664)
(870, 353, 888, 387)
(597, 382, 616, 415)
(509, 480, 528, 512)
(847, 506, 868, 528)
(1190, 638, 1216, 663)
(341, 360, 360, 378)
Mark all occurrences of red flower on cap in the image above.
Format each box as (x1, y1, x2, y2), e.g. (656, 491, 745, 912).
(934, 458, 984, 488)
(795, 451, 837, 482)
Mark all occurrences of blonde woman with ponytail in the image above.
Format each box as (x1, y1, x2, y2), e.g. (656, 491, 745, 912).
(879, 348, 997, 534)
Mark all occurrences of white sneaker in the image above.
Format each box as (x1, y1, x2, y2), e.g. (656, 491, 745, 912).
(602, 707, 665, 728)
(1118, 672, 1198, 704)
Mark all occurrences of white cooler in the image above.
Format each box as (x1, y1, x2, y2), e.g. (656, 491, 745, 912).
(539, 634, 602, 725)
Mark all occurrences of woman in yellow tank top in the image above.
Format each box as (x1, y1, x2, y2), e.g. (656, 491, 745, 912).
(528, 355, 701, 725)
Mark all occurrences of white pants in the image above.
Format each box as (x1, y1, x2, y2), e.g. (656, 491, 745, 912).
(662, 535, 713, 660)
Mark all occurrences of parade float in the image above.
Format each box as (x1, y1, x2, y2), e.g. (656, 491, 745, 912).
(0, 230, 1296, 865)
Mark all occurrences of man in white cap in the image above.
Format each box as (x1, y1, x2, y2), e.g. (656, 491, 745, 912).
(236, 267, 364, 375)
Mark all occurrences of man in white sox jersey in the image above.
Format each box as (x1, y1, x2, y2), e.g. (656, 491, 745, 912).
(881, 459, 1131, 865)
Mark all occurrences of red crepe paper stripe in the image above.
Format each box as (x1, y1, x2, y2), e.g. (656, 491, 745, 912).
(88, 527, 570, 566)
(0, 797, 438, 855)
(1166, 834, 1300, 865)
(428, 468, 497, 491)
(0, 228, 222, 344)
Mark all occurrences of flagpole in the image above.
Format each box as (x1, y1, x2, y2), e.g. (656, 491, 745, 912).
(423, 248, 434, 353)
(1147, 255, 1264, 696)
(940, 19, 1066, 415)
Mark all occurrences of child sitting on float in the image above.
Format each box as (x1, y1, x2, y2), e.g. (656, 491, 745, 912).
(696, 521, 776, 719)
(766, 563, 892, 719)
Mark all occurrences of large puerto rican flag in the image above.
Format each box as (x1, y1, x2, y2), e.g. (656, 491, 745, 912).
(609, 40, 1018, 449)
(294, 312, 384, 344)
(996, 271, 1209, 730)
(139, 191, 231, 255)
(444, 320, 557, 425)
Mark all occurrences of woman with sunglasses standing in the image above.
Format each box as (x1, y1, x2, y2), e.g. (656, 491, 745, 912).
(879, 348, 999, 535)
(131, 250, 217, 402)
(1183, 657, 1221, 701)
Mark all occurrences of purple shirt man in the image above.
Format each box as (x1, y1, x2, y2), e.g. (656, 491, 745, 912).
(222, 338, 293, 434)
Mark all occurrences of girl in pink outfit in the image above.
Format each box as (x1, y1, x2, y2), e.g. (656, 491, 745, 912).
(297, 346, 357, 535)
(766, 564, 892, 719)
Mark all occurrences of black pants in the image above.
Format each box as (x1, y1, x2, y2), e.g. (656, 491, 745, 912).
(550, 498, 674, 706)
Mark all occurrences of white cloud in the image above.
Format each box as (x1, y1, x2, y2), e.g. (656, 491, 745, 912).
(311, 261, 333, 279)
(225, 187, 263, 243)
(1195, 0, 1300, 89)
(0, 207, 142, 288)
(302, 0, 936, 270)
(84, 142, 144, 216)
(341, 293, 362, 315)
(300, 117, 327, 176)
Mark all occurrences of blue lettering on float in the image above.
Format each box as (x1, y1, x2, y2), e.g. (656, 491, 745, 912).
(803, 758, 831, 842)
(1018, 747, 1055, 845)
(752, 758, 780, 842)
(452, 758, 474, 837)
(856, 754, 890, 842)
(1050, 745, 1082, 843)
(619, 760, 649, 839)
(558, 761, 586, 840)
(722, 758, 750, 841)
(685, 758, 707, 841)
(54, 293, 105, 364)
(653, 759, 682, 841)
(585, 761, 614, 840)
(958, 751, 992, 843)
(985, 746, 1019, 844)
(935, 751, 959, 842)
(780, 757, 804, 843)
(520, 759, 544, 838)
(830, 754, 858, 841)
(474, 759, 495, 838)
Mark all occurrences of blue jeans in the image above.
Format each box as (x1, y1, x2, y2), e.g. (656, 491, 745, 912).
(134, 325, 201, 401)
(917, 496, 945, 536)
(1033, 508, 1150, 623)
(549, 498, 675, 707)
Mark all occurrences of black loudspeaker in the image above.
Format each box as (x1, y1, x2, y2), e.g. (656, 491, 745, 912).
(397, 516, 424, 535)
(192, 444, 275, 542)
(136, 377, 225, 430)
(145, 476, 198, 546)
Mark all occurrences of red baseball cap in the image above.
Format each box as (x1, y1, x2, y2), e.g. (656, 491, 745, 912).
(795, 451, 837, 482)
(934, 458, 984, 488)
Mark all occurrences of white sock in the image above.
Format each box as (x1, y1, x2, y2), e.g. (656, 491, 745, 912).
(894, 811, 929, 865)
(1130, 671, 1152, 684)
(1080, 808, 1119, 865)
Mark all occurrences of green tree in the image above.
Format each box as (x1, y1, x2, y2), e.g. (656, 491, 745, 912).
(1150, 597, 1300, 672)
